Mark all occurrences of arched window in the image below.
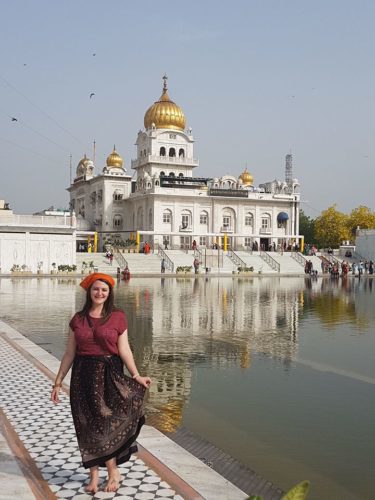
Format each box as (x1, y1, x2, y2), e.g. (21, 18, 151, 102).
(169, 172, 175, 177)
(222, 207, 236, 231)
(113, 190, 123, 201)
(179, 148, 185, 158)
(245, 213, 253, 226)
(169, 148, 176, 157)
(155, 180, 159, 186)
(261, 213, 271, 232)
(160, 171, 165, 177)
(160, 147, 166, 156)
(113, 215, 123, 228)
(163, 209, 172, 224)
(200, 211, 208, 225)
(181, 209, 192, 230)
(178, 173, 184, 178)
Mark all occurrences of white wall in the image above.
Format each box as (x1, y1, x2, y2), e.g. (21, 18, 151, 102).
(356, 230, 375, 260)
(0, 232, 76, 273)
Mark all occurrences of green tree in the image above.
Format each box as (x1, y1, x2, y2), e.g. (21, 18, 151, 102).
(347, 205, 375, 237)
(314, 205, 350, 248)
(299, 210, 315, 244)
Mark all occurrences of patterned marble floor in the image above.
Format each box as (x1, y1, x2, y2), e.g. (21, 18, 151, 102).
(0, 336, 183, 500)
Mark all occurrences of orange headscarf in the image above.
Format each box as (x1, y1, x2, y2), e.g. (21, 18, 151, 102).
(79, 273, 115, 290)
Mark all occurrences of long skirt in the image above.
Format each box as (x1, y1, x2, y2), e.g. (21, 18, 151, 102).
(70, 355, 146, 469)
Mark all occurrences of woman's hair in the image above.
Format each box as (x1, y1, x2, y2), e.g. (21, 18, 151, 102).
(78, 278, 115, 322)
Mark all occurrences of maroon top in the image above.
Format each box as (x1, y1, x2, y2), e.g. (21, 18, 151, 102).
(69, 310, 128, 356)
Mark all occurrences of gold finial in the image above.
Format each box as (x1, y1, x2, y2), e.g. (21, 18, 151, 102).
(162, 74, 168, 93)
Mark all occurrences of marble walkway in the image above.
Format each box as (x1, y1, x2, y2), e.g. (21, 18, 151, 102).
(0, 320, 247, 500)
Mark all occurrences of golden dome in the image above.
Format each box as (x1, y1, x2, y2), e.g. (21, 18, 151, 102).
(144, 75, 186, 131)
(239, 168, 254, 186)
(78, 154, 91, 167)
(76, 154, 93, 176)
(106, 146, 124, 168)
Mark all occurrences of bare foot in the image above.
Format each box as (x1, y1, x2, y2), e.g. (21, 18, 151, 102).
(104, 470, 121, 492)
(84, 481, 99, 494)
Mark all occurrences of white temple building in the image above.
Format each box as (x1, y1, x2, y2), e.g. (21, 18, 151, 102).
(68, 76, 301, 252)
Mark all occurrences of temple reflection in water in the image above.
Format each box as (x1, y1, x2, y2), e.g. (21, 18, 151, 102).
(125, 277, 303, 431)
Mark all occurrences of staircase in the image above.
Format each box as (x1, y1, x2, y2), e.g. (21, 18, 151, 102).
(164, 250, 235, 274)
(234, 251, 276, 273)
(265, 253, 305, 274)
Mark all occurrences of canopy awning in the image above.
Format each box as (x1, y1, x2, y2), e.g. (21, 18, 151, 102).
(277, 212, 289, 221)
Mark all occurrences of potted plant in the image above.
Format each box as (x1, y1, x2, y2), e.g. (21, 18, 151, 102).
(51, 262, 57, 274)
(37, 261, 43, 274)
(238, 266, 254, 275)
(11, 264, 21, 274)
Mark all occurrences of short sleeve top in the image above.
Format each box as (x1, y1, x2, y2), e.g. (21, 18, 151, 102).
(69, 309, 128, 356)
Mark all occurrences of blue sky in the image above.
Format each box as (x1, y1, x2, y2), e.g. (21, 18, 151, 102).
(1, 0, 374, 216)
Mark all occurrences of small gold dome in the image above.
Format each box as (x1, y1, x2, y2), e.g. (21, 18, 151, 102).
(76, 154, 92, 176)
(144, 75, 186, 131)
(78, 154, 91, 168)
(239, 168, 254, 186)
(106, 146, 124, 168)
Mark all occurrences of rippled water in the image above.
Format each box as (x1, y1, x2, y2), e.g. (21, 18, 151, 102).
(1, 276, 374, 499)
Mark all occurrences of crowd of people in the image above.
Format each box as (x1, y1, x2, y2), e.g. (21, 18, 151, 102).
(321, 259, 374, 277)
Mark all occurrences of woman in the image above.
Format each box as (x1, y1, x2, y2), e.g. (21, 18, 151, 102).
(51, 273, 151, 493)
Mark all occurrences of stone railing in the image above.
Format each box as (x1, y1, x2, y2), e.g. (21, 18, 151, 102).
(260, 251, 280, 272)
(290, 252, 307, 268)
(227, 249, 247, 268)
(113, 247, 128, 269)
(158, 247, 174, 272)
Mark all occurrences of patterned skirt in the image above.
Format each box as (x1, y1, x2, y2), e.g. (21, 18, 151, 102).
(70, 355, 146, 469)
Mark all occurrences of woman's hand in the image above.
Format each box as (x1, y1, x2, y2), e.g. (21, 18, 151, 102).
(134, 375, 152, 389)
(51, 386, 62, 404)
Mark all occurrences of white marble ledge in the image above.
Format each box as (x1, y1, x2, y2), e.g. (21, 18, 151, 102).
(0, 320, 71, 385)
(138, 426, 247, 500)
(0, 430, 35, 499)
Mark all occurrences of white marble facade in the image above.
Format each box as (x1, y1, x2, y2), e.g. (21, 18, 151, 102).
(68, 78, 301, 251)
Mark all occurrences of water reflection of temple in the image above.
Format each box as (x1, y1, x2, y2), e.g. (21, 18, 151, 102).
(123, 277, 303, 431)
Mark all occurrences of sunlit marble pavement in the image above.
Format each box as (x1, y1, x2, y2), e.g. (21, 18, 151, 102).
(0, 320, 247, 500)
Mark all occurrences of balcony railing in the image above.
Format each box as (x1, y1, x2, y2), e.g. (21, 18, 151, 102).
(131, 155, 199, 169)
(179, 224, 192, 232)
(259, 227, 272, 234)
(220, 225, 233, 232)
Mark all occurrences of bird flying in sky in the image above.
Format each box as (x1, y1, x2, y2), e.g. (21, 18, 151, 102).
(89, 93, 95, 99)
(11, 117, 18, 121)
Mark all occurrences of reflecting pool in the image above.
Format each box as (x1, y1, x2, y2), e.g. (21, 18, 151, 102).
(1, 276, 374, 499)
